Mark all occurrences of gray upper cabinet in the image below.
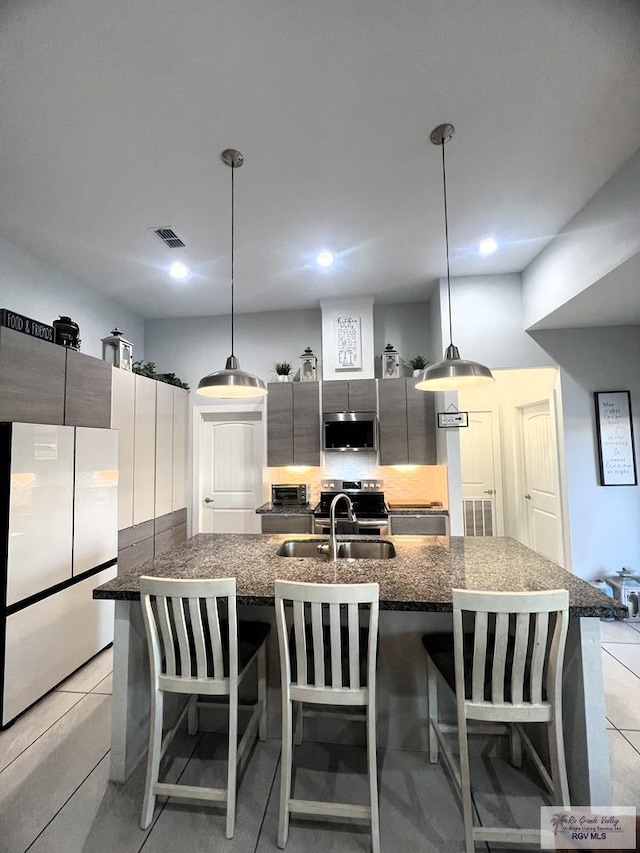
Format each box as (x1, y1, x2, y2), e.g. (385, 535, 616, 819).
(0, 327, 66, 424)
(321, 379, 376, 412)
(378, 378, 436, 465)
(267, 381, 320, 466)
(64, 350, 112, 428)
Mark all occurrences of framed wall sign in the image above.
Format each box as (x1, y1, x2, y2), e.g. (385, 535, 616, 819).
(438, 411, 469, 428)
(594, 391, 637, 486)
(334, 315, 362, 371)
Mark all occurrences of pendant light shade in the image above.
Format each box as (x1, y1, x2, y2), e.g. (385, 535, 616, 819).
(415, 124, 494, 392)
(197, 149, 267, 398)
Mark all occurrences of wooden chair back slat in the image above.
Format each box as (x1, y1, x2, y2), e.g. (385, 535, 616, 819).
(157, 596, 176, 676)
(172, 597, 191, 677)
(204, 597, 224, 679)
(293, 601, 307, 685)
(348, 602, 359, 688)
(511, 612, 529, 705)
(491, 612, 509, 704)
(311, 601, 325, 687)
(471, 612, 488, 702)
(530, 612, 549, 704)
(188, 597, 207, 678)
(329, 602, 342, 688)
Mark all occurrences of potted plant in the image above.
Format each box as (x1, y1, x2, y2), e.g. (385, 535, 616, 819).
(274, 361, 293, 382)
(405, 355, 429, 377)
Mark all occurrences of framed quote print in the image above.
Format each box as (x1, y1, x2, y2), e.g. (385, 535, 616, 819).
(594, 391, 637, 486)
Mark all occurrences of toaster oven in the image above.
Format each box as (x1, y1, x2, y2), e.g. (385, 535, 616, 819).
(271, 484, 309, 506)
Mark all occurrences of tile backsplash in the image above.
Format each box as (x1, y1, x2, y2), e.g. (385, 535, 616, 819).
(265, 458, 448, 507)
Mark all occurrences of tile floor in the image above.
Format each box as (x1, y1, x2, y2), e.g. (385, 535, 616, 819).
(1, 619, 639, 853)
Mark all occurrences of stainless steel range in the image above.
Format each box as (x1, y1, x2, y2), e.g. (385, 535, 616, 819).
(313, 479, 389, 536)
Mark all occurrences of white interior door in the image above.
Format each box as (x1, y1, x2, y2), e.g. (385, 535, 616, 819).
(459, 410, 503, 536)
(518, 400, 564, 565)
(200, 413, 263, 533)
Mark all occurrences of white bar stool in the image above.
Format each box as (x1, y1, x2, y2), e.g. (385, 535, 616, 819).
(139, 576, 270, 838)
(422, 588, 570, 852)
(274, 580, 380, 853)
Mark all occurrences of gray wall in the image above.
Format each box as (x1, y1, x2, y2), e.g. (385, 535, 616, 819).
(0, 236, 145, 359)
(144, 301, 433, 394)
(531, 325, 640, 580)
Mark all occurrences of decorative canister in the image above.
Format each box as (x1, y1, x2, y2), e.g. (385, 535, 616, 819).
(52, 315, 81, 349)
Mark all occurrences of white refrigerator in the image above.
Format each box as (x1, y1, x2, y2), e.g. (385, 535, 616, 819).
(0, 423, 118, 727)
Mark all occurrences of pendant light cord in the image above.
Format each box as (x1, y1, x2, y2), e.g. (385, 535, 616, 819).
(230, 160, 235, 357)
(441, 141, 453, 348)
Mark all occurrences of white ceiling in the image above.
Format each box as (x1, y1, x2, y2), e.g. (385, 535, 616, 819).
(1, 0, 640, 320)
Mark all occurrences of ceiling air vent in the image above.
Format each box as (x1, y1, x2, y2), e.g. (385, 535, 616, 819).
(150, 227, 185, 249)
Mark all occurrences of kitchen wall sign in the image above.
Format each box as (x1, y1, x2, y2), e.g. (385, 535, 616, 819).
(0, 309, 54, 343)
(594, 391, 637, 486)
(438, 411, 469, 428)
(334, 315, 362, 371)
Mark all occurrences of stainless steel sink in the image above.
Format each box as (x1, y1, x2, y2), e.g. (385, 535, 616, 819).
(276, 539, 396, 560)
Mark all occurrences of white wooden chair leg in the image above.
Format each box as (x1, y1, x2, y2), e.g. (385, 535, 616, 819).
(548, 716, 570, 807)
(226, 692, 238, 839)
(187, 695, 198, 736)
(426, 655, 439, 764)
(458, 717, 475, 853)
(367, 700, 381, 853)
(258, 644, 268, 741)
(141, 691, 163, 830)
(278, 697, 293, 849)
(509, 723, 523, 769)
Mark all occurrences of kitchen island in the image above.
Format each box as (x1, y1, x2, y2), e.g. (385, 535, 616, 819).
(95, 533, 622, 805)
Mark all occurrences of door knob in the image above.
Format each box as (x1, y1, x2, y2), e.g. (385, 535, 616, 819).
(524, 493, 531, 500)
(204, 497, 214, 503)
(483, 489, 494, 495)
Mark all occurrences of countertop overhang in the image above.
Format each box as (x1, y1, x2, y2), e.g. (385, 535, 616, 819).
(93, 534, 624, 617)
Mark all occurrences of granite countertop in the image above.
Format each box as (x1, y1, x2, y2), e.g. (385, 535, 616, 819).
(255, 502, 314, 514)
(94, 533, 623, 617)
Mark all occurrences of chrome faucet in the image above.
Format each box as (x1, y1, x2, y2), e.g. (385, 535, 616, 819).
(318, 493, 357, 561)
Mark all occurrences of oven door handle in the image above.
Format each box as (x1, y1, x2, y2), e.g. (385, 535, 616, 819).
(355, 519, 389, 527)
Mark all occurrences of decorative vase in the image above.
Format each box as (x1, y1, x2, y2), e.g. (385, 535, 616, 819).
(277, 374, 290, 382)
(413, 369, 423, 377)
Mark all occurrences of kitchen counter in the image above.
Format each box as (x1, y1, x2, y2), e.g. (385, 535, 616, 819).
(255, 502, 314, 514)
(94, 533, 621, 617)
(387, 505, 449, 515)
(99, 533, 619, 805)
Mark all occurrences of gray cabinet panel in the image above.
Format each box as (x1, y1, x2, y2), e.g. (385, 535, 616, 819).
(267, 382, 293, 466)
(261, 514, 313, 534)
(0, 328, 66, 424)
(389, 514, 447, 535)
(154, 507, 187, 535)
(117, 536, 155, 573)
(64, 350, 112, 427)
(292, 382, 320, 465)
(118, 520, 154, 550)
(377, 379, 408, 465)
(321, 380, 348, 412)
(406, 382, 437, 464)
(348, 379, 376, 412)
(155, 523, 187, 556)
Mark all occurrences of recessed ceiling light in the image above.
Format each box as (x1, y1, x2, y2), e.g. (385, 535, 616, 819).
(478, 237, 498, 256)
(316, 251, 334, 268)
(169, 261, 190, 281)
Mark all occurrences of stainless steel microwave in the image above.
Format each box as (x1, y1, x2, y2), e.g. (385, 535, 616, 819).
(323, 412, 378, 452)
(271, 484, 309, 505)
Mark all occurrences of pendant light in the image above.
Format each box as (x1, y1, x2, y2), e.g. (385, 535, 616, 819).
(415, 124, 494, 391)
(196, 149, 268, 398)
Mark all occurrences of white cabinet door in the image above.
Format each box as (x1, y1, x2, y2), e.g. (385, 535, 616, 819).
(110, 368, 135, 531)
(133, 375, 156, 525)
(2, 565, 116, 725)
(6, 423, 74, 606)
(154, 382, 174, 518)
(74, 428, 118, 575)
(172, 387, 188, 511)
